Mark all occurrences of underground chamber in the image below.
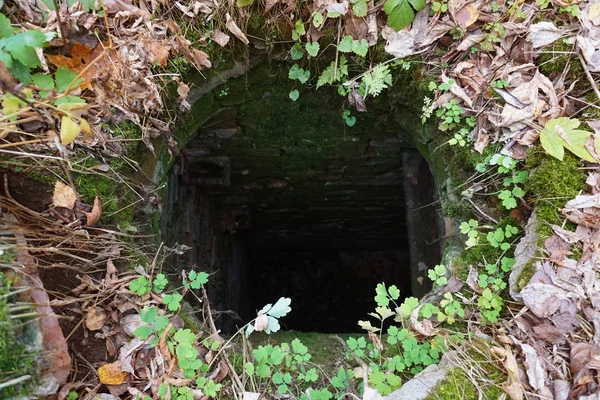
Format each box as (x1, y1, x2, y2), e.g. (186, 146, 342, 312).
(161, 63, 444, 333)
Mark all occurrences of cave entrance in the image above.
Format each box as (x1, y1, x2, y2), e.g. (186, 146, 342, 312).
(163, 62, 443, 333)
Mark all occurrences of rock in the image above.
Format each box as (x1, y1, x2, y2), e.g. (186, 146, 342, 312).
(32, 374, 59, 397)
(385, 351, 456, 400)
(509, 211, 539, 301)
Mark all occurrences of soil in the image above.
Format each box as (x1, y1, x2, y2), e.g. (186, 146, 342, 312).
(3, 170, 53, 212)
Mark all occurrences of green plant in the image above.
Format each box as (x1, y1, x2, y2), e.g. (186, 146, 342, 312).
(481, 23, 504, 52)
(460, 219, 480, 248)
(153, 273, 168, 293)
(0, 14, 53, 83)
(342, 109, 356, 127)
(129, 276, 152, 295)
(540, 117, 597, 162)
(431, 0, 448, 12)
(477, 288, 503, 323)
(162, 293, 183, 311)
(435, 99, 464, 131)
(427, 264, 448, 286)
(491, 79, 509, 89)
(383, 0, 426, 31)
(183, 270, 209, 290)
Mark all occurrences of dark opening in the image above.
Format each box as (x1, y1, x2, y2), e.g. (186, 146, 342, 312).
(162, 63, 443, 333)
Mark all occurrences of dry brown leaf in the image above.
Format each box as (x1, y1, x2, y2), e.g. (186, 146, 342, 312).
(520, 343, 549, 393)
(349, 89, 367, 112)
(46, 43, 113, 90)
(85, 196, 102, 226)
(98, 361, 128, 385)
(85, 306, 107, 331)
(368, 331, 383, 352)
(144, 40, 170, 67)
(491, 346, 523, 400)
(544, 234, 570, 262)
(226, 13, 249, 45)
(345, 13, 368, 40)
(159, 323, 174, 360)
(52, 181, 77, 209)
(192, 49, 212, 69)
(212, 30, 230, 47)
(527, 21, 568, 49)
(382, 27, 416, 59)
(265, 0, 279, 13)
(105, 259, 118, 284)
(454, 4, 479, 29)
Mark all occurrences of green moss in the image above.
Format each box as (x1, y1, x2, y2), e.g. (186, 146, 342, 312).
(427, 365, 504, 400)
(525, 150, 585, 229)
(250, 331, 357, 372)
(515, 258, 537, 291)
(427, 343, 505, 400)
(537, 39, 587, 93)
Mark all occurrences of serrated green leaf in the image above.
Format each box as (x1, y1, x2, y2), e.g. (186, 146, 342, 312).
(388, 284, 400, 299)
(305, 42, 320, 57)
(140, 307, 157, 324)
(0, 13, 15, 38)
(289, 89, 299, 101)
(55, 67, 83, 92)
(338, 35, 354, 52)
(398, 297, 419, 316)
(408, 0, 426, 10)
(134, 325, 153, 339)
(3, 30, 47, 67)
(387, 0, 415, 31)
(312, 11, 324, 27)
(32, 73, 54, 90)
(352, 38, 368, 57)
(267, 297, 292, 317)
(245, 362, 254, 376)
(352, 0, 368, 16)
(290, 43, 305, 60)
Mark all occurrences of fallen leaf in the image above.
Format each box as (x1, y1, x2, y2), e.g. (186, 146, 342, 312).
(85, 196, 102, 226)
(85, 306, 107, 331)
(265, 0, 279, 12)
(98, 361, 128, 385)
(243, 393, 260, 400)
(382, 26, 416, 58)
(120, 314, 143, 337)
(454, 4, 479, 29)
(212, 30, 230, 47)
(571, 342, 594, 377)
(52, 181, 77, 209)
(544, 234, 570, 262)
(491, 346, 523, 400)
(105, 259, 118, 284)
(60, 116, 81, 145)
(226, 13, 249, 45)
(528, 21, 568, 49)
(520, 282, 569, 318)
(349, 89, 367, 112)
(519, 343, 548, 392)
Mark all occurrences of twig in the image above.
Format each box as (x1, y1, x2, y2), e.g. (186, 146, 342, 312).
(332, 336, 368, 384)
(0, 375, 32, 391)
(579, 52, 600, 103)
(201, 287, 245, 395)
(466, 198, 498, 224)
